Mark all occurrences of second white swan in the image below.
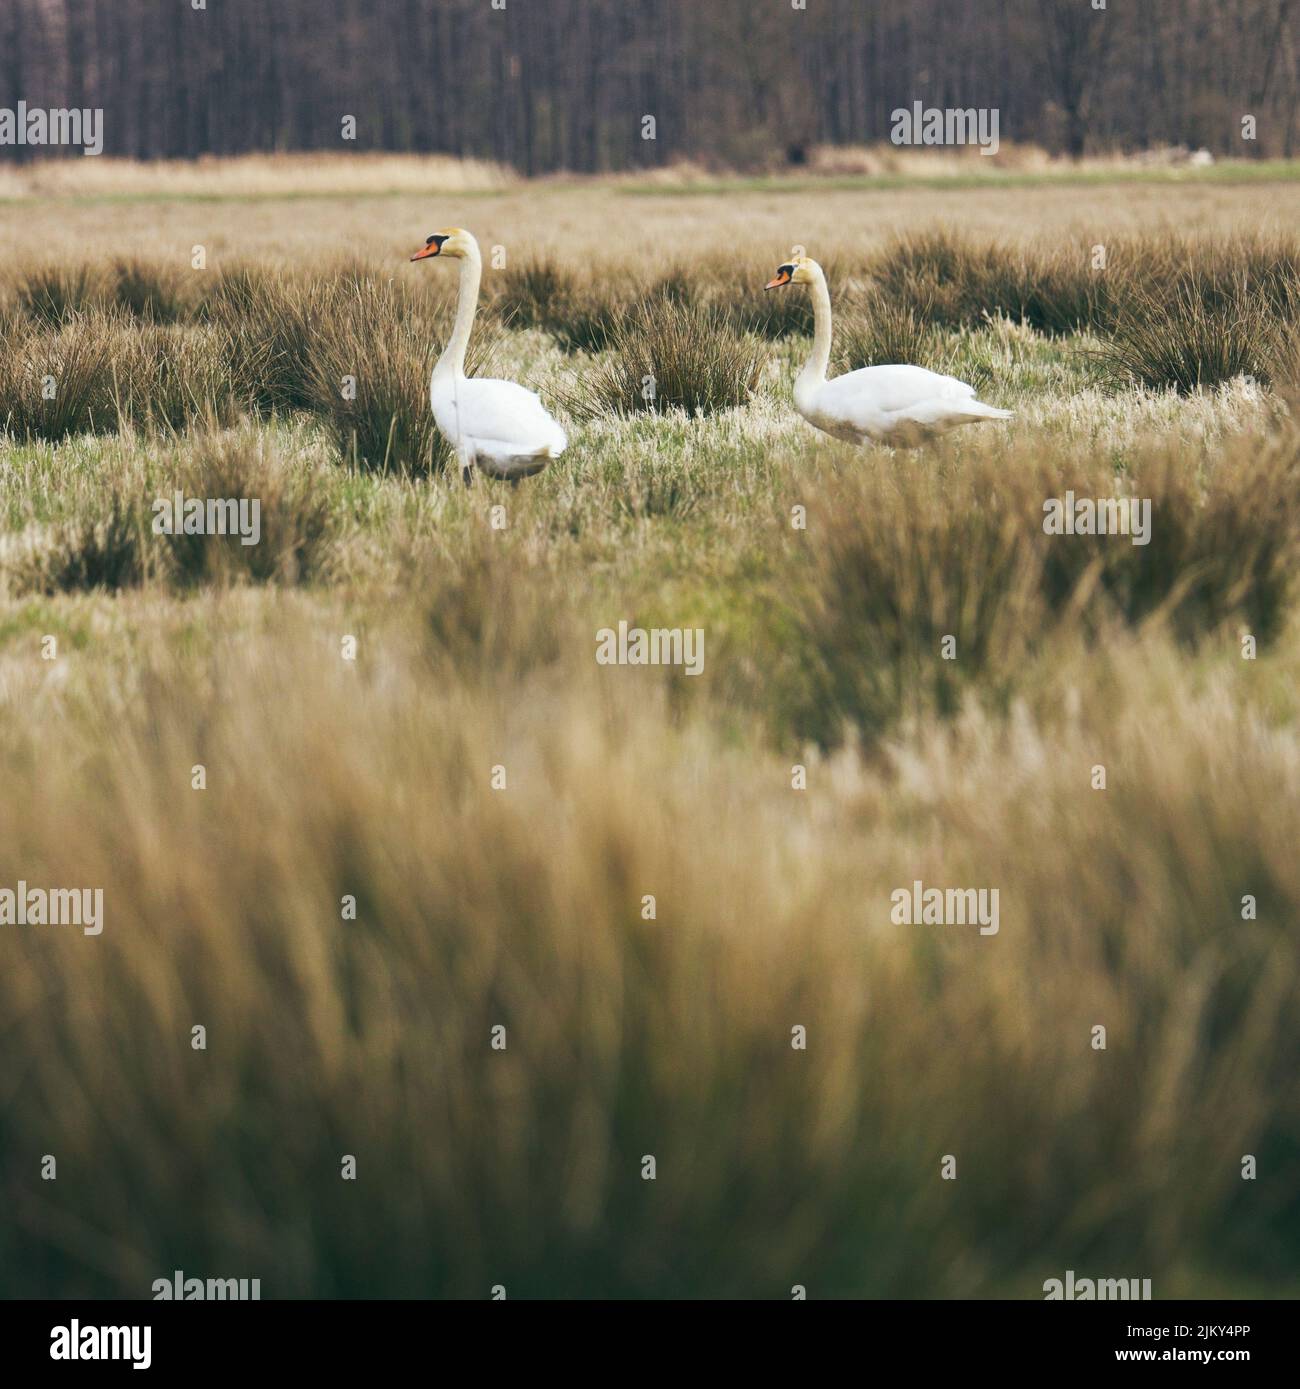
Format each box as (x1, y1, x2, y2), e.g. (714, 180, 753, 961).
(764, 255, 1012, 447)
(411, 227, 566, 484)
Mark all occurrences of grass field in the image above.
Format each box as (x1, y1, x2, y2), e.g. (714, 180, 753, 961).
(1, 159, 1299, 1299)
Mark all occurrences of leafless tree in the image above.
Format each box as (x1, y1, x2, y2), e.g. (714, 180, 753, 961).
(0, 0, 1293, 168)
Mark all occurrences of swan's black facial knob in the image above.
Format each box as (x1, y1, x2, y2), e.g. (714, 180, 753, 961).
(765, 263, 795, 290)
(411, 233, 449, 262)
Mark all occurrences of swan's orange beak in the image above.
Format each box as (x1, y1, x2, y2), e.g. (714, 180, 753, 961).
(410, 242, 441, 262)
(765, 267, 793, 291)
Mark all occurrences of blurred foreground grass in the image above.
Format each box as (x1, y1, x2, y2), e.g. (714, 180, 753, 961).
(1, 216, 1299, 1296)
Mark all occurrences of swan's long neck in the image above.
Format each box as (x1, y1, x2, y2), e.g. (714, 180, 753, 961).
(434, 240, 482, 381)
(799, 264, 833, 391)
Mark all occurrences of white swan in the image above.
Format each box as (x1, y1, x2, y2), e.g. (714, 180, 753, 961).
(410, 227, 566, 484)
(764, 256, 1012, 447)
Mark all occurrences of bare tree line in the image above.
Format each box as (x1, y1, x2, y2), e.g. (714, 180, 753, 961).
(1, 0, 1296, 168)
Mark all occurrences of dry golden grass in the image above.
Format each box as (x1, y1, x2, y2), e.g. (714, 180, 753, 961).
(0, 152, 516, 202)
(0, 581, 1298, 1296)
(4, 157, 1300, 268)
(2, 169, 1300, 1297)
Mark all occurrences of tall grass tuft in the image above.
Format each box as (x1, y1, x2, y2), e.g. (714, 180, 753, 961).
(207, 265, 326, 413)
(3, 429, 338, 595)
(492, 254, 624, 352)
(160, 432, 339, 588)
(778, 430, 1300, 747)
(4, 497, 153, 595)
(112, 320, 238, 431)
(869, 230, 1112, 334)
(1096, 277, 1296, 393)
(305, 277, 501, 473)
(780, 456, 1044, 748)
(0, 311, 117, 439)
(13, 262, 109, 325)
(15, 258, 196, 325)
(834, 288, 959, 374)
(0, 311, 234, 441)
(579, 297, 763, 417)
(108, 256, 194, 323)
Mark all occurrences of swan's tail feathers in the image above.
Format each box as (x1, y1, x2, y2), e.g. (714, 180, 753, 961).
(968, 400, 1013, 420)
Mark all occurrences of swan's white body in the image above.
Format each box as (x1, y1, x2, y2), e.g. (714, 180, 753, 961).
(773, 258, 1011, 447)
(415, 228, 566, 482)
(429, 375, 567, 481)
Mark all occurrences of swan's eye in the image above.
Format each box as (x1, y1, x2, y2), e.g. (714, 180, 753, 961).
(778, 264, 794, 277)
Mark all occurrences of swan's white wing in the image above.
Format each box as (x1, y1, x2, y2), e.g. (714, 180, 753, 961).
(816, 364, 977, 417)
(432, 377, 567, 457)
(803, 364, 1010, 445)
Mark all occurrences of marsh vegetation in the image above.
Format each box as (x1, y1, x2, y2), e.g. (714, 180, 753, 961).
(1, 170, 1299, 1297)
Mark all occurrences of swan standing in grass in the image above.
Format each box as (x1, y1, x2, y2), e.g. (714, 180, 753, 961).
(764, 255, 1012, 447)
(410, 227, 566, 484)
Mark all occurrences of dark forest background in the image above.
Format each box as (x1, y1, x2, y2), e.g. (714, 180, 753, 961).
(1, 0, 1297, 170)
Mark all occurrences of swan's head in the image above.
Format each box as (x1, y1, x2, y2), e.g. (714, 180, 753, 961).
(765, 257, 817, 291)
(410, 227, 475, 262)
